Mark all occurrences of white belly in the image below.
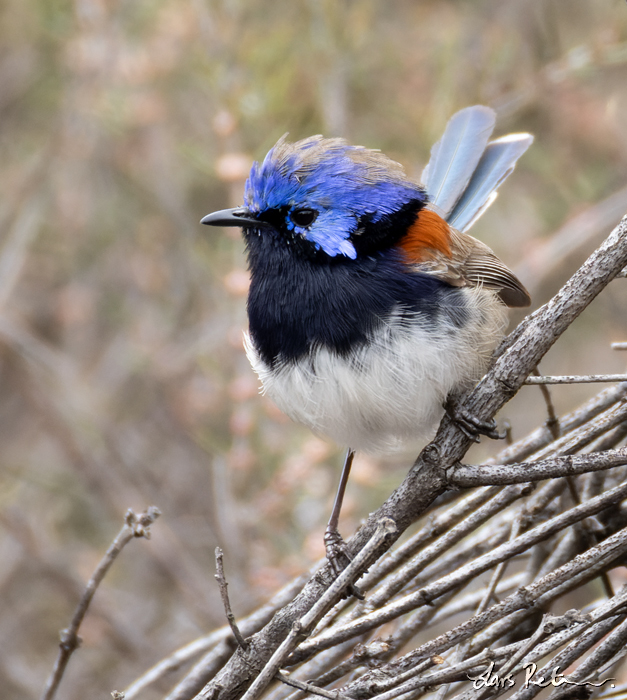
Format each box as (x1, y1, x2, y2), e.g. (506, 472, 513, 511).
(245, 288, 507, 455)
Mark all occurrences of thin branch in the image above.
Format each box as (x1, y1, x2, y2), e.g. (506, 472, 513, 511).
(124, 632, 228, 700)
(525, 374, 627, 384)
(364, 584, 463, 664)
(41, 507, 161, 700)
(159, 572, 316, 700)
(215, 547, 249, 650)
(545, 617, 627, 700)
(383, 592, 627, 700)
(474, 517, 523, 617)
(266, 638, 366, 700)
(359, 486, 502, 596)
(532, 367, 560, 439)
(293, 638, 397, 695)
(368, 612, 587, 700)
(429, 575, 526, 626)
(530, 400, 627, 460)
(590, 423, 627, 452)
(505, 616, 627, 700)
(496, 611, 585, 680)
(450, 449, 627, 488)
(277, 671, 351, 700)
(364, 643, 524, 700)
(367, 484, 532, 606)
(295, 488, 504, 660)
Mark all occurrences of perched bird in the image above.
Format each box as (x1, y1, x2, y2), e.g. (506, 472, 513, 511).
(202, 106, 532, 575)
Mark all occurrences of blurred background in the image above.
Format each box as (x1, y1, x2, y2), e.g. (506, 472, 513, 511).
(1, 0, 627, 697)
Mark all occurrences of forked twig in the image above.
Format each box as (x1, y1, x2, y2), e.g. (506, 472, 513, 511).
(41, 507, 161, 700)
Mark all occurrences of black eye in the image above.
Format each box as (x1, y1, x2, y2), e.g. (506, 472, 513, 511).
(291, 208, 317, 227)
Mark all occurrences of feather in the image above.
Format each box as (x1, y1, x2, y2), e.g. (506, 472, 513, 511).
(447, 133, 534, 232)
(407, 212, 531, 308)
(446, 228, 531, 307)
(421, 106, 496, 218)
(399, 209, 452, 259)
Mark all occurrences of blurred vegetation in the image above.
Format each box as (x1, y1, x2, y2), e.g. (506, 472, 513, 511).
(1, 0, 627, 698)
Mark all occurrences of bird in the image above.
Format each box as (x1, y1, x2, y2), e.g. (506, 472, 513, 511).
(201, 106, 532, 582)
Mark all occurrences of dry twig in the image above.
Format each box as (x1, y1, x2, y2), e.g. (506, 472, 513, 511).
(41, 507, 161, 700)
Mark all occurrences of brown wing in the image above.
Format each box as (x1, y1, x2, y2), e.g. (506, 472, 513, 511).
(400, 209, 531, 308)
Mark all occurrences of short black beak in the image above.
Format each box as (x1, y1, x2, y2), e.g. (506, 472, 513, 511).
(201, 207, 262, 228)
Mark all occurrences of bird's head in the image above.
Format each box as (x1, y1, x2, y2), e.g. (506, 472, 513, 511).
(202, 135, 428, 261)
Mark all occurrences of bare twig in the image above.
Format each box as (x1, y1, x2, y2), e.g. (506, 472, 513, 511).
(531, 400, 627, 460)
(360, 486, 502, 593)
(158, 572, 315, 700)
(450, 449, 627, 487)
(215, 547, 249, 650)
(366, 484, 533, 607)
(506, 616, 627, 700)
(525, 374, 627, 384)
(277, 670, 351, 700)
(474, 517, 523, 617)
(372, 593, 627, 700)
(365, 643, 525, 700)
(41, 507, 161, 700)
(532, 367, 560, 439)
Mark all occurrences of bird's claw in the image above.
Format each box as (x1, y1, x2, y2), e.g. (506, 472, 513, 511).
(446, 401, 506, 441)
(324, 528, 364, 600)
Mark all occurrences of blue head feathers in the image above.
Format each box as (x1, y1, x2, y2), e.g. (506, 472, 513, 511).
(244, 135, 427, 259)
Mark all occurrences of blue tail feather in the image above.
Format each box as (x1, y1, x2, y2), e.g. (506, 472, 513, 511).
(421, 106, 496, 218)
(422, 106, 533, 232)
(447, 133, 534, 232)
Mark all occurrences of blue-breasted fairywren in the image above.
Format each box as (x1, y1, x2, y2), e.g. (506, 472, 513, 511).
(202, 106, 532, 579)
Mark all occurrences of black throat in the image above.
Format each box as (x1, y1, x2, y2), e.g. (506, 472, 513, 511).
(244, 229, 458, 367)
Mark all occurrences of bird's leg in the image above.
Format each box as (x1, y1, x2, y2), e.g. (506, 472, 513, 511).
(445, 396, 506, 441)
(324, 448, 364, 599)
(324, 448, 354, 559)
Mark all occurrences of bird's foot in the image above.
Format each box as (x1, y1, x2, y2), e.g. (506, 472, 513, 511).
(324, 527, 364, 600)
(445, 400, 506, 442)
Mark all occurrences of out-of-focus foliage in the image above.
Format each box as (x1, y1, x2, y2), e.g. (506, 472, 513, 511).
(0, 0, 626, 697)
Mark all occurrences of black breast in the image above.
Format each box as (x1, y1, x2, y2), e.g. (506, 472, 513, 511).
(245, 231, 467, 367)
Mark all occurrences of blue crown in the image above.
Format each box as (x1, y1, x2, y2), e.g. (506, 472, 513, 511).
(244, 135, 427, 259)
